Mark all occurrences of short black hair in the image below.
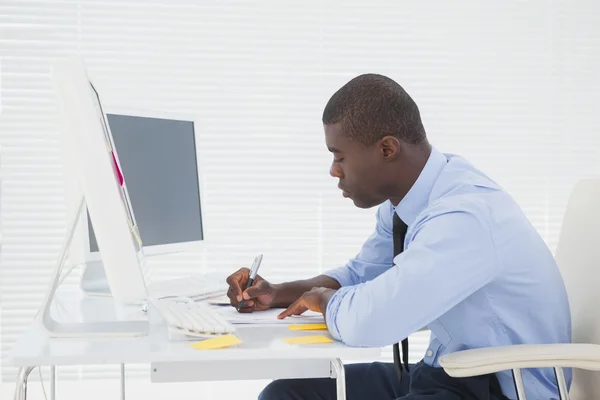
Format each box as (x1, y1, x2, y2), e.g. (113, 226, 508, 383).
(322, 73, 426, 146)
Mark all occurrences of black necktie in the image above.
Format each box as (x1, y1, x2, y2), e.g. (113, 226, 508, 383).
(392, 212, 410, 381)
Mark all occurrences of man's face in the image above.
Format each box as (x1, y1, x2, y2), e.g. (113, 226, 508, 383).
(325, 123, 388, 209)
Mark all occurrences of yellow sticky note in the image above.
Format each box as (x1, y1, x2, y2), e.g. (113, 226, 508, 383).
(282, 335, 333, 345)
(189, 334, 242, 350)
(289, 323, 328, 331)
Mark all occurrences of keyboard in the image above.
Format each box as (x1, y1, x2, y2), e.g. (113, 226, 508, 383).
(146, 275, 227, 301)
(149, 297, 236, 338)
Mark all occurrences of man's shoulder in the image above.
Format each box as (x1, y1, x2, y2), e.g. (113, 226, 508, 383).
(429, 153, 506, 205)
(420, 154, 509, 223)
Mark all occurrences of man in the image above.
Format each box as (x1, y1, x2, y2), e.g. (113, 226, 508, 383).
(226, 74, 572, 399)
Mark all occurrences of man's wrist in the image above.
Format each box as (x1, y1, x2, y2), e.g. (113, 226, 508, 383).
(318, 288, 337, 315)
(271, 282, 298, 308)
(270, 283, 284, 307)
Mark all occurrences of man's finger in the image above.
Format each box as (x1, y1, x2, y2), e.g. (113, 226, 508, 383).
(226, 271, 245, 302)
(278, 305, 308, 319)
(226, 287, 238, 304)
(243, 280, 266, 300)
(237, 302, 256, 313)
(231, 280, 243, 302)
(278, 298, 304, 319)
(290, 306, 308, 316)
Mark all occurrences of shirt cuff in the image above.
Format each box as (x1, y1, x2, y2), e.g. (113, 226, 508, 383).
(325, 286, 352, 342)
(323, 266, 354, 287)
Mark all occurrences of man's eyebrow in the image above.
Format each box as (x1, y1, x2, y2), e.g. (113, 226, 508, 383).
(328, 147, 341, 153)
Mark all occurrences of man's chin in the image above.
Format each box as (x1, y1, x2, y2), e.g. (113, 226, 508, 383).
(350, 196, 373, 208)
(351, 197, 382, 209)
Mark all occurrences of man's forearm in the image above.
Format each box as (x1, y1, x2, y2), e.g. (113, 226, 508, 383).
(271, 275, 341, 308)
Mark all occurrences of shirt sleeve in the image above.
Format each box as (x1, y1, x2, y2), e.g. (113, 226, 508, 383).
(323, 203, 394, 287)
(325, 203, 499, 346)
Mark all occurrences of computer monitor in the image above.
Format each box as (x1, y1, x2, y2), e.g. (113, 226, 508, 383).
(53, 57, 148, 304)
(83, 110, 205, 261)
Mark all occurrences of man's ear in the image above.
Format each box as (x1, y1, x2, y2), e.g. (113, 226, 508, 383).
(379, 136, 401, 160)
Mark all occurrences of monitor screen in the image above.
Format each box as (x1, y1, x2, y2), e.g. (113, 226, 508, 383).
(87, 114, 204, 253)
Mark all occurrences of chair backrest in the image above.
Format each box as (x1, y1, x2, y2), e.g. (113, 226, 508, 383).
(554, 177, 600, 398)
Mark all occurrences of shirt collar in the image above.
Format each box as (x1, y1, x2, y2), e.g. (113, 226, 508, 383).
(394, 146, 447, 226)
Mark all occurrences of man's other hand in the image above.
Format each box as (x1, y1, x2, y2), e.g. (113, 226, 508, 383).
(277, 287, 337, 319)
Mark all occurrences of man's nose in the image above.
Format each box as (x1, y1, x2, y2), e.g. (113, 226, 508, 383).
(330, 162, 344, 179)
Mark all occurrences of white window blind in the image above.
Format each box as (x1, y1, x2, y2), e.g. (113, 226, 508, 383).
(2, 0, 600, 386)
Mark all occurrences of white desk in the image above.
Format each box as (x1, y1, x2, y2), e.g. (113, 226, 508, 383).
(6, 289, 381, 400)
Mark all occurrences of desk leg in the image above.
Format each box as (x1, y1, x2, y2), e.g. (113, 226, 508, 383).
(120, 364, 126, 400)
(50, 365, 56, 400)
(13, 366, 35, 400)
(330, 358, 346, 400)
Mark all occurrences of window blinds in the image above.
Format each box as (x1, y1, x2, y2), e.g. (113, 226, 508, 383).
(2, 0, 600, 384)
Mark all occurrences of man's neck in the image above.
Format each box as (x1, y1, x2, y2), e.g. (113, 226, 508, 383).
(389, 142, 432, 206)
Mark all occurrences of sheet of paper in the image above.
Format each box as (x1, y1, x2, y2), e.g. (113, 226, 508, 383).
(215, 306, 325, 325)
(289, 323, 327, 331)
(189, 334, 242, 350)
(282, 335, 333, 345)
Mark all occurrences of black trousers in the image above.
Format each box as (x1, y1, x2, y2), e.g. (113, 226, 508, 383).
(258, 361, 508, 400)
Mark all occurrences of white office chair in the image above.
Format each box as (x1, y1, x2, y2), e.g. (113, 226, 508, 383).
(439, 177, 600, 399)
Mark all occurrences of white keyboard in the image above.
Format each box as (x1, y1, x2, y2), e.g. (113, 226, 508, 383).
(149, 297, 236, 338)
(146, 275, 227, 301)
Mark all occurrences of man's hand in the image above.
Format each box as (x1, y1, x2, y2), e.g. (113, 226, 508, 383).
(225, 267, 277, 313)
(277, 287, 337, 320)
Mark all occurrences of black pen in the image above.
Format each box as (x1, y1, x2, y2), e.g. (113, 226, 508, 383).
(237, 254, 263, 311)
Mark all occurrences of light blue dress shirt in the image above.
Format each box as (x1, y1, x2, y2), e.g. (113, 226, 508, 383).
(324, 146, 572, 399)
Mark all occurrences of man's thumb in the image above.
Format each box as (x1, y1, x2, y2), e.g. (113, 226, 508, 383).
(243, 281, 268, 299)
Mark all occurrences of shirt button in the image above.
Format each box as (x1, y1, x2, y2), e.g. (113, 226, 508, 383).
(427, 350, 433, 357)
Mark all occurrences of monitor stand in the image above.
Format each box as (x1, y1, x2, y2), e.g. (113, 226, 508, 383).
(80, 260, 112, 296)
(40, 196, 148, 338)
